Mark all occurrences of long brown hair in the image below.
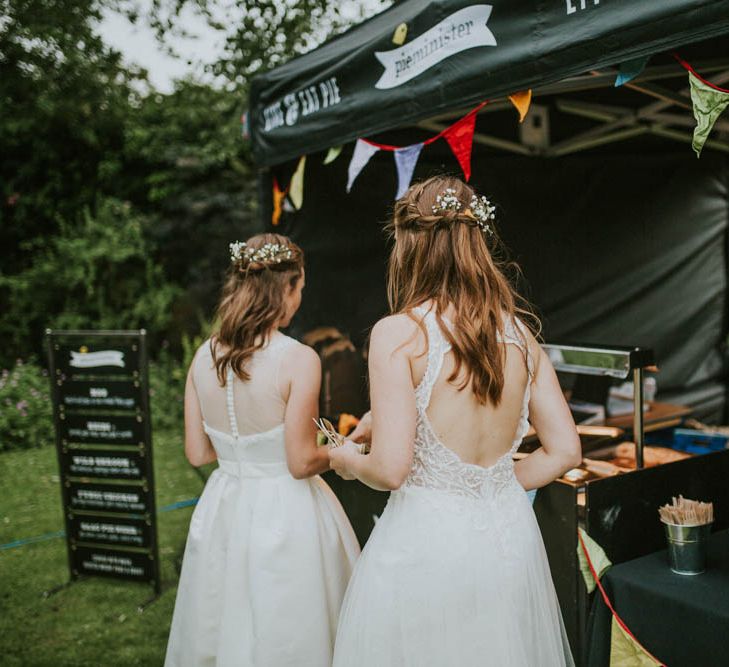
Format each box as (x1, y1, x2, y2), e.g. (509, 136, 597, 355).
(211, 233, 304, 385)
(387, 175, 540, 405)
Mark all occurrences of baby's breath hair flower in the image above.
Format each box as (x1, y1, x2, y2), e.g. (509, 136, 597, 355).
(431, 188, 462, 214)
(229, 241, 247, 263)
(467, 194, 496, 236)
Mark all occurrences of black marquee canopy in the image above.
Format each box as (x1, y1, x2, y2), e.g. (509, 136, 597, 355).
(249, 0, 729, 166)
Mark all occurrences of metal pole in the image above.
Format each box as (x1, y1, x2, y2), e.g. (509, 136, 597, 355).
(633, 366, 645, 469)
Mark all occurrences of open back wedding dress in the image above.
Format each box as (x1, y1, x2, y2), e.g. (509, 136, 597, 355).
(333, 308, 574, 666)
(165, 333, 359, 667)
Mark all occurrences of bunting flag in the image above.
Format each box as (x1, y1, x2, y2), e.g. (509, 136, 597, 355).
(610, 618, 663, 667)
(614, 56, 649, 87)
(443, 107, 479, 181)
(323, 145, 342, 165)
(674, 54, 729, 157)
(394, 143, 424, 199)
(578, 530, 665, 667)
(346, 140, 380, 192)
(508, 90, 532, 122)
(577, 527, 612, 594)
(272, 178, 286, 226)
(688, 74, 729, 157)
(289, 155, 306, 209)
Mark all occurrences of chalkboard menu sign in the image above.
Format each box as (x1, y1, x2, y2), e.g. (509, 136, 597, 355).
(47, 330, 160, 592)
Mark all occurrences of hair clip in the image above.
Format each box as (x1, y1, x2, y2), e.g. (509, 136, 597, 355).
(432, 188, 462, 214)
(467, 195, 496, 235)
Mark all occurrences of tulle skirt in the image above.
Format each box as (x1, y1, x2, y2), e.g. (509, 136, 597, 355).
(333, 479, 574, 667)
(165, 469, 360, 667)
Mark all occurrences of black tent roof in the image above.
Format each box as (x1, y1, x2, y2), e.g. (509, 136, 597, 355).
(249, 0, 729, 166)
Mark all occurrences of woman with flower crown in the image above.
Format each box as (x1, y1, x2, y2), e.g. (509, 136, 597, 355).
(329, 176, 579, 666)
(164, 233, 359, 667)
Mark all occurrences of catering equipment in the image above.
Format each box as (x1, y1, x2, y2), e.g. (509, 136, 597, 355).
(529, 342, 729, 664)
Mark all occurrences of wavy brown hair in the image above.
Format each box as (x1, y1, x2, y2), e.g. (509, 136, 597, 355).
(387, 175, 540, 405)
(211, 233, 304, 385)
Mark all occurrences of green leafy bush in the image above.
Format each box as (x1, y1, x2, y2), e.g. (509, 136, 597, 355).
(0, 198, 180, 366)
(0, 359, 54, 451)
(149, 345, 186, 433)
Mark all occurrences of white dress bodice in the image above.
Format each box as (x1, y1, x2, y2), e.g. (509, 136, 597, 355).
(404, 306, 534, 499)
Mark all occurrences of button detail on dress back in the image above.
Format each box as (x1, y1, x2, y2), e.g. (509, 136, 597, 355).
(226, 367, 240, 439)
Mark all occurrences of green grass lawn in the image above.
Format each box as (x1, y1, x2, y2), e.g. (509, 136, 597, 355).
(0, 429, 210, 666)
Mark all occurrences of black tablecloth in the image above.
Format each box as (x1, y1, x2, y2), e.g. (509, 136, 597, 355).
(586, 529, 729, 666)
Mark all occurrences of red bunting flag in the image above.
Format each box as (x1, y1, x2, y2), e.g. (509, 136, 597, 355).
(443, 109, 478, 182)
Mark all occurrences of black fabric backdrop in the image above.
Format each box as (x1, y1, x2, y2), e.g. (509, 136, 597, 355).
(275, 142, 729, 422)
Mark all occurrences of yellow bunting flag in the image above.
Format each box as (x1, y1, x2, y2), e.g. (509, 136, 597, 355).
(577, 528, 611, 594)
(392, 23, 407, 45)
(610, 618, 663, 667)
(289, 156, 306, 210)
(323, 145, 342, 165)
(272, 179, 286, 226)
(508, 90, 532, 123)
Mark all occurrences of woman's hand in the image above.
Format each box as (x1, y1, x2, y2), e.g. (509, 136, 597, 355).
(328, 441, 361, 480)
(348, 411, 372, 444)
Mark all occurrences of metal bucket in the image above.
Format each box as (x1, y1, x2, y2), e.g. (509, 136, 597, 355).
(662, 521, 712, 575)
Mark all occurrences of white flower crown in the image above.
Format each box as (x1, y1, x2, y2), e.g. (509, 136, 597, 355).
(229, 241, 293, 266)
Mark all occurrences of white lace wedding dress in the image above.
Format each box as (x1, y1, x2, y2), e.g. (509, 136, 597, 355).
(165, 333, 360, 667)
(333, 309, 574, 666)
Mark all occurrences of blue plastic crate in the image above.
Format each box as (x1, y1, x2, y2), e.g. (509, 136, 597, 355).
(671, 428, 728, 454)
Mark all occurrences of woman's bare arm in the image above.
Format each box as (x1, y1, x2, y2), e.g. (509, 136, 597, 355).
(514, 339, 582, 490)
(329, 316, 417, 491)
(283, 344, 331, 479)
(184, 368, 217, 467)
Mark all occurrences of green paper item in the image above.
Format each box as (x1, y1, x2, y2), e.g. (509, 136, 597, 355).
(610, 616, 662, 666)
(577, 527, 612, 594)
(689, 73, 729, 157)
(323, 145, 342, 165)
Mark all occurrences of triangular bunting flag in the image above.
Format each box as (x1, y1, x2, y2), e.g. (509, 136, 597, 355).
(289, 156, 306, 210)
(610, 617, 663, 667)
(443, 111, 478, 181)
(272, 178, 286, 226)
(688, 72, 729, 157)
(614, 56, 649, 87)
(394, 143, 424, 199)
(577, 528, 612, 594)
(508, 90, 532, 122)
(346, 140, 380, 192)
(323, 145, 342, 165)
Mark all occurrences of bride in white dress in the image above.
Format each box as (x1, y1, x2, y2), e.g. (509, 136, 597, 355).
(165, 233, 360, 667)
(329, 176, 580, 666)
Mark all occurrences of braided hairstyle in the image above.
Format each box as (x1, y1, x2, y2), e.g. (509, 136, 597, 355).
(212, 233, 304, 385)
(386, 175, 539, 405)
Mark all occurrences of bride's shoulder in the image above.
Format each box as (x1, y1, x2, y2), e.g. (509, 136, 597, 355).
(277, 334, 320, 370)
(370, 314, 425, 358)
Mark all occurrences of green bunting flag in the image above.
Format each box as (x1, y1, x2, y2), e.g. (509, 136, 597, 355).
(689, 73, 729, 157)
(577, 527, 612, 594)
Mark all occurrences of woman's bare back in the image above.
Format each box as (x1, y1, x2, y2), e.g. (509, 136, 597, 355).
(408, 308, 533, 470)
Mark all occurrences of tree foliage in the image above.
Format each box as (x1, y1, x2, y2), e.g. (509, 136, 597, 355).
(0, 0, 387, 366)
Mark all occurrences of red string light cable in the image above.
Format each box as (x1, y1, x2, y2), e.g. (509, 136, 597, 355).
(673, 53, 729, 94)
(577, 530, 666, 666)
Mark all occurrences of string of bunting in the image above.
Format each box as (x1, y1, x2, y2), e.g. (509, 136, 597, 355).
(270, 54, 729, 225)
(272, 94, 532, 223)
